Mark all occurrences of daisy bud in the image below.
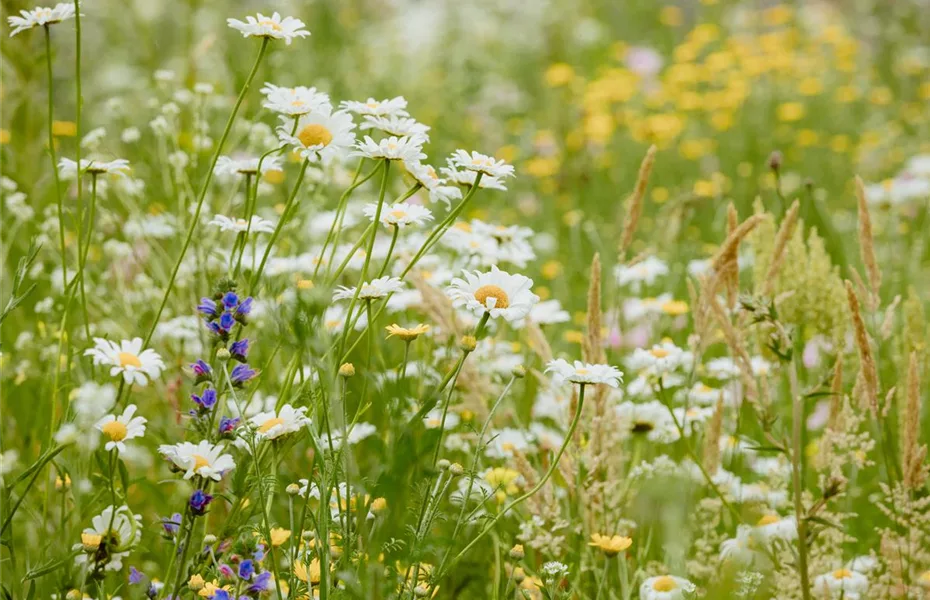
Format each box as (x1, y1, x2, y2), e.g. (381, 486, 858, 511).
(511, 365, 526, 379)
(66, 590, 83, 600)
(512, 567, 526, 583)
(286, 483, 301, 496)
(437, 459, 451, 471)
(767, 150, 783, 172)
(509, 544, 525, 559)
(188, 574, 205, 591)
(459, 335, 477, 352)
(414, 585, 430, 597)
(216, 347, 231, 362)
(339, 363, 356, 378)
(449, 463, 464, 476)
(302, 530, 315, 540)
(204, 534, 217, 544)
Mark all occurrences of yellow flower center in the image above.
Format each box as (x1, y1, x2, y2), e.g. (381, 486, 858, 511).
(101, 421, 128, 442)
(757, 514, 780, 526)
(474, 284, 510, 309)
(259, 417, 285, 433)
(652, 576, 678, 591)
(833, 569, 853, 579)
(650, 348, 670, 358)
(297, 124, 333, 148)
(81, 532, 102, 551)
(192, 455, 211, 470)
(118, 352, 142, 368)
(389, 209, 408, 220)
(259, 19, 283, 31)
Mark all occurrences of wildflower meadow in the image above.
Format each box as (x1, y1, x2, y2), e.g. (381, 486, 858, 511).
(3, 1, 930, 599)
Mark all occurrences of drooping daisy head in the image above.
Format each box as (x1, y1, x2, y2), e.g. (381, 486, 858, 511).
(158, 440, 236, 481)
(360, 116, 430, 140)
(363, 202, 433, 229)
(279, 107, 356, 163)
(450, 150, 515, 179)
(214, 155, 283, 178)
(226, 12, 310, 44)
(340, 97, 409, 118)
(59, 158, 131, 179)
(446, 266, 539, 322)
(8, 3, 76, 36)
(545, 358, 623, 388)
(441, 160, 508, 191)
(84, 338, 166, 387)
(208, 214, 276, 234)
(639, 575, 697, 600)
(333, 276, 405, 302)
(250, 404, 309, 440)
(95, 404, 147, 453)
(812, 568, 869, 599)
(260, 83, 331, 116)
(405, 161, 463, 206)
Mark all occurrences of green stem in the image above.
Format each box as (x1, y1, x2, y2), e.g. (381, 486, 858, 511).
(144, 37, 269, 346)
(249, 160, 309, 292)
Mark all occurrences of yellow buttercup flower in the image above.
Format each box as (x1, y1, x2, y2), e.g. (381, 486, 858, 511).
(589, 533, 632, 557)
(269, 527, 291, 546)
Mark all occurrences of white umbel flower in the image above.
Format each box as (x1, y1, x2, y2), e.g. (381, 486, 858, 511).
(352, 135, 427, 163)
(158, 440, 236, 481)
(406, 161, 462, 206)
(260, 83, 331, 116)
(214, 155, 283, 177)
(361, 116, 430, 140)
(640, 575, 696, 599)
(95, 404, 147, 453)
(59, 158, 131, 179)
(340, 97, 409, 117)
(226, 12, 309, 44)
(250, 404, 309, 440)
(363, 202, 433, 228)
(450, 150, 515, 179)
(8, 3, 75, 36)
(333, 276, 405, 301)
(812, 569, 869, 599)
(279, 107, 356, 163)
(447, 266, 539, 322)
(545, 359, 624, 388)
(84, 338, 165, 386)
(208, 214, 276, 234)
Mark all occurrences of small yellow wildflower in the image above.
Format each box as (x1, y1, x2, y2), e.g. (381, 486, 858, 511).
(589, 533, 633, 557)
(385, 323, 430, 341)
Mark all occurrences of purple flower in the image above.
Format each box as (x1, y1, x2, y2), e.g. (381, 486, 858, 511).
(238, 559, 255, 580)
(189, 489, 214, 516)
(197, 297, 217, 317)
(222, 291, 240, 310)
(191, 359, 212, 377)
(219, 312, 236, 331)
(211, 590, 231, 600)
(253, 544, 265, 562)
(192, 388, 217, 410)
(236, 297, 253, 316)
(219, 416, 240, 435)
(218, 563, 235, 579)
(248, 571, 273, 593)
(230, 363, 257, 386)
(162, 513, 182, 535)
(129, 566, 144, 584)
(230, 338, 250, 360)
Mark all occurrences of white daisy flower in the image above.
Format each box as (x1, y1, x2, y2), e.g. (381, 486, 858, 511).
(440, 161, 508, 191)
(84, 338, 165, 386)
(545, 358, 623, 388)
(208, 214, 276, 234)
(812, 569, 869, 599)
(321, 422, 377, 450)
(279, 107, 356, 163)
(333, 276, 405, 301)
(58, 158, 131, 179)
(447, 266, 539, 322)
(352, 135, 427, 163)
(615, 400, 680, 442)
(72, 505, 141, 572)
(728, 480, 789, 508)
(753, 513, 797, 542)
(250, 404, 309, 440)
(361, 116, 430, 140)
(157, 440, 236, 481)
(628, 341, 693, 375)
(615, 256, 669, 290)
(340, 96, 409, 118)
(214, 155, 283, 177)
(226, 12, 310, 44)
(260, 83, 331, 116)
(684, 382, 729, 406)
(363, 202, 433, 228)
(719, 526, 767, 568)
(95, 404, 147, 453)
(423, 408, 460, 430)
(639, 575, 696, 600)
(450, 150, 515, 179)
(8, 3, 75, 36)
(406, 161, 462, 206)
(523, 299, 570, 326)
(846, 555, 879, 575)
